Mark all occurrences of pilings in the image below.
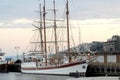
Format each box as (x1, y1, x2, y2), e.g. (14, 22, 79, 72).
(86, 63, 120, 77)
(0, 64, 8, 72)
(7, 63, 21, 72)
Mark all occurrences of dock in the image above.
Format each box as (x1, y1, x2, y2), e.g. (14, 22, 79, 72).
(86, 51, 120, 77)
(0, 59, 21, 73)
(86, 63, 120, 76)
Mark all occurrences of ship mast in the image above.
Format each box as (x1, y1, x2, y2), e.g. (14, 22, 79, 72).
(39, 3, 44, 54)
(43, 0, 47, 66)
(53, 1, 58, 54)
(66, 0, 71, 62)
(32, 3, 44, 54)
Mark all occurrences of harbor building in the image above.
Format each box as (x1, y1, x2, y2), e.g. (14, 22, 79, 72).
(103, 35, 120, 52)
(77, 35, 120, 63)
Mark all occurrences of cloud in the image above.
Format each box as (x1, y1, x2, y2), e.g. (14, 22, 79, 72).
(0, 22, 4, 26)
(1, 18, 120, 28)
(70, 18, 120, 26)
(0, 18, 32, 28)
(12, 18, 32, 24)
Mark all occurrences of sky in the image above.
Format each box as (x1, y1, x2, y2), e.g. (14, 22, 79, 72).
(0, 0, 120, 55)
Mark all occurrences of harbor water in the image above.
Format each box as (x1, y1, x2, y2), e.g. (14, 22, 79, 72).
(0, 72, 119, 80)
(0, 72, 69, 80)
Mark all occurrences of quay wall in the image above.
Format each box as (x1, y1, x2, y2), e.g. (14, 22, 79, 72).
(86, 52, 120, 76)
(86, 63, 120, 76)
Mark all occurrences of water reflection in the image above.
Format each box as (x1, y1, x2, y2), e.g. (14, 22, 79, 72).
(0, 73, 119, 80)
(0, 73, 69, 80)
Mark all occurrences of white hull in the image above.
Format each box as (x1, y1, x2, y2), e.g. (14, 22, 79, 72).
(21, 62, 88, 75)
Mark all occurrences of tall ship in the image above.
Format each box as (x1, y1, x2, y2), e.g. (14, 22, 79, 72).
(21, 0, 97, 76)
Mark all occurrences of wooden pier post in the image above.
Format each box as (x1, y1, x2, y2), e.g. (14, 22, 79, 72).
(116, 53, 120, 63)
(104, 53, 107, 63)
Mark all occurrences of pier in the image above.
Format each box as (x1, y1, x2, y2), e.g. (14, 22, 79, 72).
(0, 64, 7, 72)
(0, 59, 21, 73)
(86, 51, 120, 77)
(86, 63, 120, 76)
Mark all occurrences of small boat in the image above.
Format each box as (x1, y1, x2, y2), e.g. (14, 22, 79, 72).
(21, 0, 97, 76)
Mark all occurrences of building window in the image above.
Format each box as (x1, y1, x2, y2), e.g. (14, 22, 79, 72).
(110, 48, 113, 51)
